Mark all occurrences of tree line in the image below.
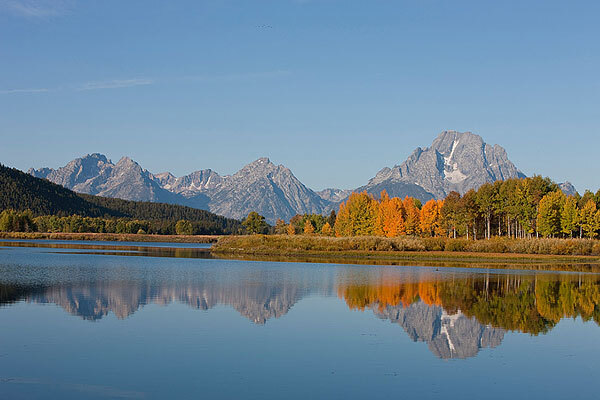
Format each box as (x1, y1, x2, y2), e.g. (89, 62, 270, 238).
(0, 210, 240, 235)
(0, 164, 243, 235)
(270, 176, 600, 240)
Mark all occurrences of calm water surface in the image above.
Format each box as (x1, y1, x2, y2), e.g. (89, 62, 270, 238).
(1, 240, 599, 399)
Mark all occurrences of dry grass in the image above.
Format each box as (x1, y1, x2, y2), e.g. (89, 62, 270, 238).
(0, 231, 220, 243)
(213, 235, 600, 259)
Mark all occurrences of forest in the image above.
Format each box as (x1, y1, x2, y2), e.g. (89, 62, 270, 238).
(0, 164, 242, 235)
(281, 176, 600, 240)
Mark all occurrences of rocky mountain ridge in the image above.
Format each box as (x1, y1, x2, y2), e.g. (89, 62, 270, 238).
(28, 131, 577, 222)
(357, 130, 526, 200)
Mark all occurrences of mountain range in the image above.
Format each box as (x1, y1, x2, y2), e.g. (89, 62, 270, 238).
(28, 131, 576, 223)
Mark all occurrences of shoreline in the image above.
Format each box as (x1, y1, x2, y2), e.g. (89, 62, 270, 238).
(3, 232, 600, 272)
(0, 231, 221, 243)
(211, 234, 600, 272)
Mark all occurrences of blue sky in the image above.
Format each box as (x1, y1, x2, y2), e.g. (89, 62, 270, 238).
(1, 0, 599, 192)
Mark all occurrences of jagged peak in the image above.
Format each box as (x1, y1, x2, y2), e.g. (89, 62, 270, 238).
(155, 171, 175, 179)
(116, 156, 137, 166)
(75, 153, 110, 164)
(238, 157, 284, 175)
(247, 157, 272, 167)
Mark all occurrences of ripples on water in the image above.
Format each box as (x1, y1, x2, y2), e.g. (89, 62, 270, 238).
(0, 240, 599, 399)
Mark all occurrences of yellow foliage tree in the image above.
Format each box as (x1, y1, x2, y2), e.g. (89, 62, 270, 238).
(335, 192, 378, 236)
(286, 223, 296, 235)
(304, 220, 315, 235)
(321, 222, 333, 236)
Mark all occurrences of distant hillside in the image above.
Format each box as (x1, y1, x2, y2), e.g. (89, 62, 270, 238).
(1, 164, 242, 233)
(1, 163, 120, 217)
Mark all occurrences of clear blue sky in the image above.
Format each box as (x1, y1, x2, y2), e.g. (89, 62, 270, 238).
(1, 0, 599, 192)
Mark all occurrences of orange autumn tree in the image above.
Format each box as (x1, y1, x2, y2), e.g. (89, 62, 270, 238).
(403, 196, 421, 236)
(420, 199, 445, 237)
(376, 190, 406, 237)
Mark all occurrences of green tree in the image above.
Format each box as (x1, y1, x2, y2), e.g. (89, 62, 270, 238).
(561, 196, 579, 238)
(441, 191, 461, 238)
(274, 219, 287, 234)
(579, 200, 600, 239)
(242, 212, 269, 234)
(537, 191, 565, 237)
(476, 183, 496, 239)
(175, 219, 194, 235)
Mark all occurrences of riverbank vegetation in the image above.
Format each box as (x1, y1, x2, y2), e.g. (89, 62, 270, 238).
(0, 231, 218, 243)
(213, 234, 600, 257)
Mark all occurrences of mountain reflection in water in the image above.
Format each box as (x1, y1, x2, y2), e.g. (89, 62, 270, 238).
(2, 260, 599, 359)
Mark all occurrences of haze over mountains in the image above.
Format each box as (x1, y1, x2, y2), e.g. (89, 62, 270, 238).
(28, 131, 575, 223)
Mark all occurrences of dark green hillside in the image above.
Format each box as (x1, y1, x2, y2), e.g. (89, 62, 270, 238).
(0, 164, 242, 234)
(79, 193, 241, 233)
(0, 164, 120, 217)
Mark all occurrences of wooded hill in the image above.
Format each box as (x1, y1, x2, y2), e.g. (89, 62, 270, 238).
(0, 164, 242, 234)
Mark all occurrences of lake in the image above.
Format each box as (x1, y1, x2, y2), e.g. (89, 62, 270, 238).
(1, 240, 599, 399)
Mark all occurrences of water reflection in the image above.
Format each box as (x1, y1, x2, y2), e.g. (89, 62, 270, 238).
(338, 272, 600, 334)
(0, 279, 312, 324)
(2, 258, 599, 360)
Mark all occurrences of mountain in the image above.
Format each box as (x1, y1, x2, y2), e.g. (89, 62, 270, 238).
(355, 131, 526, 202)
(156, 169, 223, 196)
(29, 154, 211, 210)
(27, 130, 579, 222)
(375, 301, 505, 359)
(206, 158, 329, 222)
(316, 188, 353, 203)
(30, 155, 329, 223)
(1, 164, 241, 233)
(559, 181, 577, 197)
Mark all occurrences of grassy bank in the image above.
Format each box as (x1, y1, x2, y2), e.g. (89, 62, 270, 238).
(212, 235, 600, 271)
(0, 231, 220, 243)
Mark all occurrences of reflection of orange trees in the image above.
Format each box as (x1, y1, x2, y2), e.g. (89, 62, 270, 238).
(338, 277, 442, 312)
(337, 274, 600, 334)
